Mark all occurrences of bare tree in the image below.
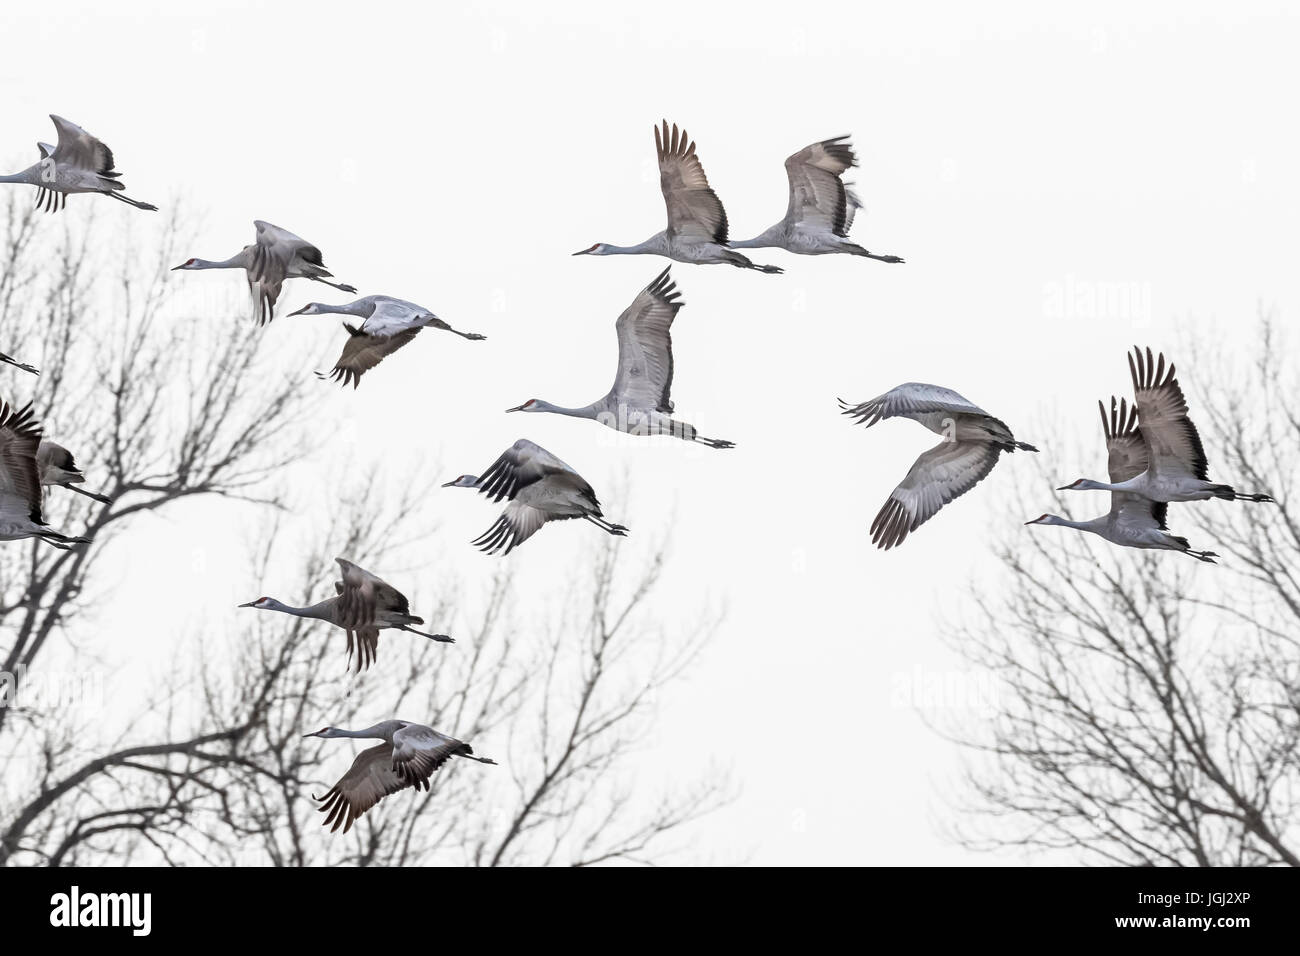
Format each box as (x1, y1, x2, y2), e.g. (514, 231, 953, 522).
(946, 314, 1300, 866)
(0, 197, 725, 866)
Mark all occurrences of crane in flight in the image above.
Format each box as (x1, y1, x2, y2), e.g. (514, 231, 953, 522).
(0, 401, 91, 548)
(1027, 396, 1219, 562)
(289, 295, 486, 389)
(0, 115, 157, 212)
(505, 268, 734, 448)
(239, 558, 453, 672)
(304, 719, 495, 834)
(839, 383, 1037, 550)
(574, 121, 782, 273)
(173, 221, 356, 326)
(1057, 347, 1273, 504)
(444, 439, 627, 555)
(731, 135, 903, 263)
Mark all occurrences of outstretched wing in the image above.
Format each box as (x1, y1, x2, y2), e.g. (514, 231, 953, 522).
(870, 440, 1004, 550)
(472, 500, 554, 555)
(0, 400, 45, 524)
(321, 325, 420, 389)
(656, 121, 728, 244)
(839, 382, 988, 429)
(48, 115, 117, 176)
(315, 743, 416, 834)
(335, 557, 410, 628)
(784, 135, 859, 236)
(1100, 394, 1167, 528)
(1128, 346, 1209, 482)
(475, 438, 588, 503)
(610, 267, 681, 414)
(1099, 396, 1147, 484)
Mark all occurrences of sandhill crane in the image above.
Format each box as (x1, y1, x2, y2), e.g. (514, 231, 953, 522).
(839, 383, 1038, 550)
(573, 121, 783, 274)
(1, 352, 38, 375)
(304, 719, 495, 834)
(37, 441, 112, 504)
(288, 295, 486, 389)
(505, 268, 734, 449)
(239, 557, 453, 672)
(1027, 397, 1219, 563)
(731, 136, 904, 263)
(172, 221, 356, 326)
(443, 439, 627, 555)
(0, 401, 91, 549)
(1058, 347, 1274, 504)
(0, 115, 157, 212)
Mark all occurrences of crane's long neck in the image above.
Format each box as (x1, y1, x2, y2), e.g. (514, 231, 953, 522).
(0, 166, 41, 185)
(330, 722, 394, 740)
(602, 234, 668, 256)
(316, 300, 371, 317)
(188, 251, 250, 270)
(267, 597, 335, 620)
(533, 399, 598, 419)
(1071, 477, 1132, 493)
(1040, 515, 1109, 535)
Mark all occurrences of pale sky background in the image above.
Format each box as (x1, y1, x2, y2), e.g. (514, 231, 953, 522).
(3, 1, 1299, 864)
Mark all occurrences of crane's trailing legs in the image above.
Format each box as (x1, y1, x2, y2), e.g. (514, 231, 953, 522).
(846, 244, 905, 264)
(107, 191, 159, 212)
(397, 624, 455, 642)
(584, 514, 629, 536)
(1209, 486, 1273, 503)
(308, 276, 358, 294)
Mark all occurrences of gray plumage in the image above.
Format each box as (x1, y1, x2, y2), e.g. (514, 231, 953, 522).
(505, 268, 733, 448)
(239, 557, 453, 672)
(839, 382, 1037, 550)
(732, 135, 903, 263)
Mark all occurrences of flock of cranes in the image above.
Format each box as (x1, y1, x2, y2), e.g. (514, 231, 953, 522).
(0, 112, 1273, 832)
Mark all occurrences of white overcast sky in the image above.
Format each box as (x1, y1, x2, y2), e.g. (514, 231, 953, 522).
(4, 1, 1299, 864)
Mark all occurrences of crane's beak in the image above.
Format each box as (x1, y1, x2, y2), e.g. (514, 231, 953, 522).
(505, 403, 527, 413)
(441, 479, 458, 487)
(237, 600, 257, 608)
(572, 248, 591, 256)
(169, 263, 186, 271)
(1055, 484, 1074, 491)
(287, 305, 310, 316)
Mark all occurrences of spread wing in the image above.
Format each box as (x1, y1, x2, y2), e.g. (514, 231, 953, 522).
(1128, 346, 1209, 482)
(870, 440, 1004, 550)
(320, 325, 420, 389)
(1100, 395, 1167, 530)
(475, 439, 588, 503)
(839, 382, 988, 428)
(335, 557, 410, 627)
(0, 401, 45, 524)
(343, 625, 380, 673)
(472, 499, 554, 555)
(48, 115, 117, 176)
(610, 267, 681, 414)
(315, 743, 419, 834)
(656, 121, 728, 244)
(784, 135, 859, 236)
